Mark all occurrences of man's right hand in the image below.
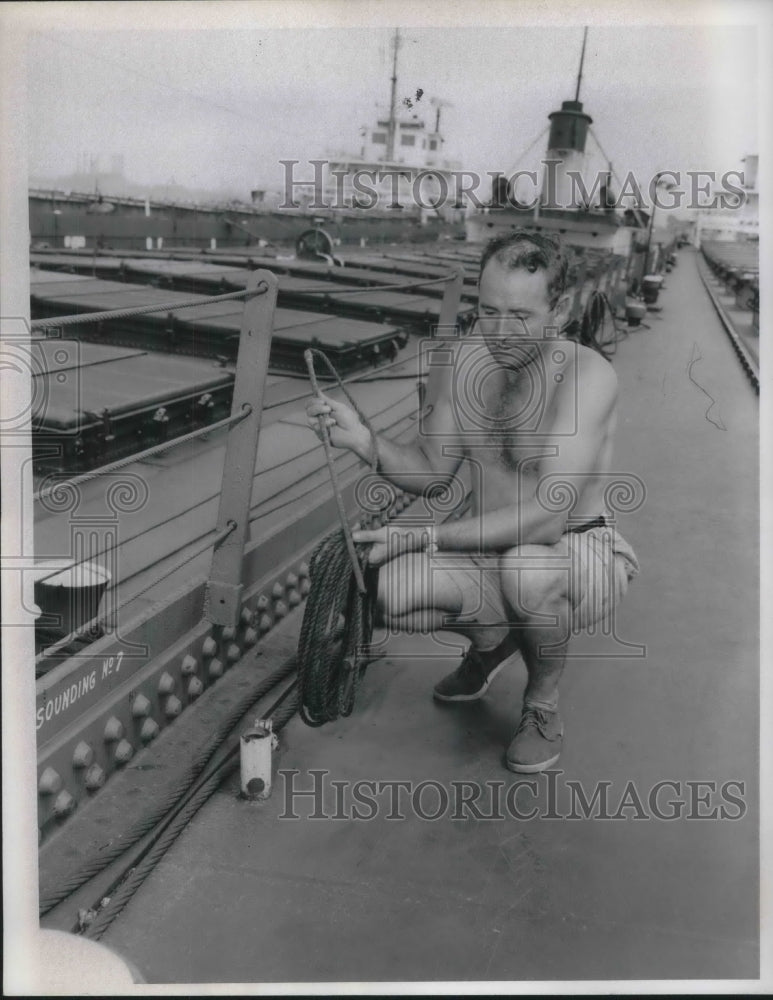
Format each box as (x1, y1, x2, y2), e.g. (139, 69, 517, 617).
(306, 392, 372, 458)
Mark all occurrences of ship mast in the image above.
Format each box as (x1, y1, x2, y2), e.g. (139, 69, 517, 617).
(386, 28, 400, 162)
(575, 26, 588, 102)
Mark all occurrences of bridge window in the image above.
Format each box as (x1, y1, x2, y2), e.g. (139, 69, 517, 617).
(372, 132, 386, 144)
(401, 134, 415, 147)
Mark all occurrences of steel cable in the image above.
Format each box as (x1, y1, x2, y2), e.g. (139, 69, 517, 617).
(39, 652, 297, 915)
(80, 685, 301, 941)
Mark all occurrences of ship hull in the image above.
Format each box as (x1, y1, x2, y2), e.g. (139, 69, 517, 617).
(30, 191, 465, 252)
(466, 207, 635, 255)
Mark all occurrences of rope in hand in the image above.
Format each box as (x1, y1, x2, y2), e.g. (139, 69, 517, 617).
(298, 348, 382, 727)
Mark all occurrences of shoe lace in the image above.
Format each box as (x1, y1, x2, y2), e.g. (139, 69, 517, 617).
(459, 646, 485, 673)
(517, 706, 559, 741)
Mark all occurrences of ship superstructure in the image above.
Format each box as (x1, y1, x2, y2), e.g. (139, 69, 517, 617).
(466, 28, 642, 254)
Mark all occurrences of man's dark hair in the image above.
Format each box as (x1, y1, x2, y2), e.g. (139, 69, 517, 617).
(479, 230, 569, 309)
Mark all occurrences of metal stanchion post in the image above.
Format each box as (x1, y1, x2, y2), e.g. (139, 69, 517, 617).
(205, 271, 278, 627)
(437, 268, 464, 336)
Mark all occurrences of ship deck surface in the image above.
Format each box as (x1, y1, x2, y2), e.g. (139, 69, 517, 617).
(41, 248, 759, 983)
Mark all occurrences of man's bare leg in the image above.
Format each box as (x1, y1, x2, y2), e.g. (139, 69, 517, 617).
(515, 599, 571, 710)
(375, 554, 519, 698)
(499, 547, 571, 771)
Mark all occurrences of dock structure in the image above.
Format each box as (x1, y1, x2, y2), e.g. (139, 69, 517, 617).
(37, 247, 758, 982)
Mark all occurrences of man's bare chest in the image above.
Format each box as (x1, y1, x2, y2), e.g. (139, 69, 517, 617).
(454, 364, 560, 468)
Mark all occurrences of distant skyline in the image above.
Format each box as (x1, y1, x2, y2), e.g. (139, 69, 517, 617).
(27, 24, 758, 201)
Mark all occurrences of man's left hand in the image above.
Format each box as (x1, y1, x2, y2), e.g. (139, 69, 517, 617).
(351, 524, 426, 566)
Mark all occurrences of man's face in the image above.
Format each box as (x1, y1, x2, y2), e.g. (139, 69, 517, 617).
(476, 261, 558, 371)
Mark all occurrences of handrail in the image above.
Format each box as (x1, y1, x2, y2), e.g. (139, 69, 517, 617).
(33, 400, 416, 649)
(33, 405, 252, 504)
(284, 274, 459, 295)
(36, 519, 238, 661)
(696, 254, 759, 393)
(32, 266, 458, 643)
(30, 285, 266, 331)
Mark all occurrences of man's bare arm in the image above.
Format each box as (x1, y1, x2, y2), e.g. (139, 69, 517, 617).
(434, 353, 618, 551)
(306, 342, 464, 493)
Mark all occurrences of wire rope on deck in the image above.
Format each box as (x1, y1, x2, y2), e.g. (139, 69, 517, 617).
(39, 647, 299, 917)
(80, 680, 301, 941)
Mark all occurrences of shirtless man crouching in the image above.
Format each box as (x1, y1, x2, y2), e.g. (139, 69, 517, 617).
(306, 230, 639, 772)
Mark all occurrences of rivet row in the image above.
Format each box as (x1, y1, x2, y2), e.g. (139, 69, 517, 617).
(48, 549, 329, 821)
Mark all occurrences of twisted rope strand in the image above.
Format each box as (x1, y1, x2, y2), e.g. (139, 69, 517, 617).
(304, 347, 379, 594)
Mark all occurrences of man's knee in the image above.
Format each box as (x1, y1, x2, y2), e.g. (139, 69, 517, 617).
(376, 553, 425, 618)
(499, 544, 570, 620)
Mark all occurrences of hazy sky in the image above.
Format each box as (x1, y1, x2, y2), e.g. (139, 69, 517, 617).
(26, 23, 758, 196)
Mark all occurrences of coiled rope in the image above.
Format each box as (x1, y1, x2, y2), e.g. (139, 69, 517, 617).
(297, 531, 377, 727)
(297, 348, 383, 727)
